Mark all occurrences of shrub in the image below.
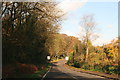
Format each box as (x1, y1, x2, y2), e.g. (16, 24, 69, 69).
(3, 63, 38, 78)
(67, 59, 74, 66)
(79, 62, 90, 70)
(3, 64, 16, 78)
(82, 64, 90, 70)
(102, 64, 119, 74)
(107, 65, 118, 74)
(79, 62, 85, 68)
(16, 63, 38, 74)
(73, 61, 80, 68)
(94, 64, 104, 72)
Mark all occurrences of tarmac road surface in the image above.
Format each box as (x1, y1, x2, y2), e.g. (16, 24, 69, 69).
(43, 59, 109, 80)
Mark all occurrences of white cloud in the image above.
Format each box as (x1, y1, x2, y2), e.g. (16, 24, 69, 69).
(93, 38, 111, 46)
(56, 0, 118, 14)
(92, 33, 113, 46)
(88, 0, 119, 2)
(57, 0, 88, 13)
(61, 30, 79, 37)
(61, 28, 115, 46)
(107, 24, 113, 28)
(64, 30, 73, 36)
(70, 18, 80, 24)
(78, 26, 85, 37)
(77, 28, 112, 46)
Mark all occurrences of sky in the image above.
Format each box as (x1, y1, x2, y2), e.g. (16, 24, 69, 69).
(56, 0, 118, 46)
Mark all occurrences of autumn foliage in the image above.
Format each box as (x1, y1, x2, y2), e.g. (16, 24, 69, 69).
(2, 1, 63, 78)
(67, 37, 119, 74)
(3, 63, 38, 78)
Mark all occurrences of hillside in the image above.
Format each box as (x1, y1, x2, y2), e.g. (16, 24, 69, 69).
(49, 33, 81, 59)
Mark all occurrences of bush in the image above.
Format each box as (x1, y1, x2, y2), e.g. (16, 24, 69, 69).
(16, 63, 38, 74)
(106, 65, 118, 74)
(73, 61, 80, 68)
(3, 63, 38, 78)
(66, 60, 70, 65)
(94, 64, 104, 72)
(3, 64, 16, 78)
(82, 64, 90, 70)
(79, 62, 91, 70)
(67, 59, 74, 66)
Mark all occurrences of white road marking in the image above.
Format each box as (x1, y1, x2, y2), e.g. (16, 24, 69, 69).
(71, 76, 78, 80)
(41, 66, 52, 80)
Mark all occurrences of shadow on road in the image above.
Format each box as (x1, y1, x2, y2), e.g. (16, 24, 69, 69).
(43, 62, 108, 80)
(43, 78, 109, 80)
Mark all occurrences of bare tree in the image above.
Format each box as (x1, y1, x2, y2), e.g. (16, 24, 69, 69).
(80, 14, 97, 62)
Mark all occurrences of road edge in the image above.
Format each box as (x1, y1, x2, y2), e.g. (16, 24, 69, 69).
(41, 66, 52, 80)
(64, 64, 120, 80)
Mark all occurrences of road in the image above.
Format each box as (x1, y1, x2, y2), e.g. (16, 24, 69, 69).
(43, 60, 109, 80)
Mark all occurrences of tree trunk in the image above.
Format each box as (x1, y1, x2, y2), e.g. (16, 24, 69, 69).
(85, 47, 89, 62)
